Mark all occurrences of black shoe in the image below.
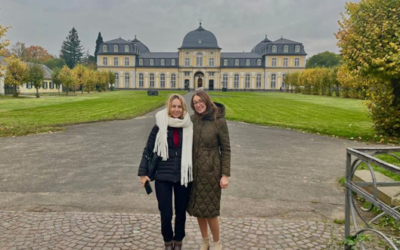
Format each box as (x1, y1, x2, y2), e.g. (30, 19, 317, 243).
(165, 241, 173, 250)
(174, 241, 182, 250)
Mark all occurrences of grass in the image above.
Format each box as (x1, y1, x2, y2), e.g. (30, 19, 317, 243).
(357, 152, 400, 182)
(0, 90, 184, 137)
(211, 92, 375, 141)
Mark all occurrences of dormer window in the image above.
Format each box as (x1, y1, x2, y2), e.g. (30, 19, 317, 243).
(272, 45, 277, 53)
(223, 59, 228, 66)
(150, 59, 154, 66)
(235, 59, 239, 66)
(257, 59, 262, 66)
(283, 45, 288, 53)
(114, 45, 119, 52)
(198, 39, 202, 44)
(125, 45, 129, 52)
(161, 59, 165, 66)
(139, 59, 143, 66)
(295, 45, 300, 53)
(246, 59, 250, 66)
(171, 59, 176, 66)
(103, 45, 108, 52)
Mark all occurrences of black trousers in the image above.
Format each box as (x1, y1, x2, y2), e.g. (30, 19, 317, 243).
(155, 180, 191, 242)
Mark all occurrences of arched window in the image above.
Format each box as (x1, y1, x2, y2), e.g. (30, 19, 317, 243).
(282, 74, 286, 88)
(295, 45, 300, 53)
(150, 74, 155, 88)
(114, 45, 119, 52)
(114, 57, 118, 66)
(245, 74, 250, 88)
(115, 73, 119, 88)
(223, 59, 228, 66)
(257, 59, 262, 66)
(246, 59, 250, 66)
(271, 74, 276, 89)
(272, 58, 277, 67)
(103, 45, 108, 52)
(256, 74, 261, 88)
(283, 58, 288, 67)
(235, 59, 239, 66)
(171, 74, 176, 88)
(161, 59, 165, 66)
(150, 59, 154, 66)
(139, 59, 143, 66)
(139, 73, 144, 88)
(283, 45, 288, 53)
(160, 74, 165, 88)
(171, 59, 176, 66)
(103, 57, 108, 65)
(295, 58, 300, 67)
(223, 74, 228, 88)
(272, 45, 277, 53)
(196, 53, 203, 66)
(125, 45, 129, 52)
(125, 73, 130, 88)
(234, 74, 239, 89)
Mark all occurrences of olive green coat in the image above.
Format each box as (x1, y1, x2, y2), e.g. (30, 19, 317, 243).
(187, 103, 231, 218)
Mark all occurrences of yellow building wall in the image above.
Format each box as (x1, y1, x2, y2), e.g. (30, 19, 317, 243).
(179, 49, 220, 68)
(21, 80, 60, 94)
(136, 68, 180, 89)
(266, 55, 306, 67)
(99, 55, 135, 67)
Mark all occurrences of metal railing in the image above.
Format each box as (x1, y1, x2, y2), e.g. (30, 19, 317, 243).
(345, 147, 400, 250)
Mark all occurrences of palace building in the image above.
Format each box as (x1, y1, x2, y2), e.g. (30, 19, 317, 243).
(97, 24, 307, 90)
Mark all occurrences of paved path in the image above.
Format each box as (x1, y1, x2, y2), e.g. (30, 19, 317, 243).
(0, 92, 379, 249)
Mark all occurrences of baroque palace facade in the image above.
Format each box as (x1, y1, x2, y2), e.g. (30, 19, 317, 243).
(97, 24, 307, 90)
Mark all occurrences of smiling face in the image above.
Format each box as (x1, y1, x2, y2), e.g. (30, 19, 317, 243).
(170, 98, 183, 118)
(193, 95, 206, 115)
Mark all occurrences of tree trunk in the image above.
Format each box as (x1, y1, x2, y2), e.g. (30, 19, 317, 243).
(81, 84, 83, 94)
(36, 87, 40, 98)
(13, 85, 18, 98)
(392, 78, 400, 106)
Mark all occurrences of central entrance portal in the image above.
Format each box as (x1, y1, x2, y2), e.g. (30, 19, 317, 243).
(194, 71, 204, 89)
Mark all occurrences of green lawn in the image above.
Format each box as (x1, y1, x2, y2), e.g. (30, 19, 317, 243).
(211, 92, 375, 140)
(0, 91, 184, 137)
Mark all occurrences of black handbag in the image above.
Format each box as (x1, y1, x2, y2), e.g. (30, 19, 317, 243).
(144, 145, 160, 181)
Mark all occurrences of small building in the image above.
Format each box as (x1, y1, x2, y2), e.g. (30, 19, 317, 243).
(97, 24, 307, 90)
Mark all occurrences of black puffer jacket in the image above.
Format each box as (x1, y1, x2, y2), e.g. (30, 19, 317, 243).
(138, 125, 183, 183)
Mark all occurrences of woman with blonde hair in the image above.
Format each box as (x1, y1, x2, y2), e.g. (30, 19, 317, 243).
(187, 91, 231, 250)
(138, 94, 193, 250)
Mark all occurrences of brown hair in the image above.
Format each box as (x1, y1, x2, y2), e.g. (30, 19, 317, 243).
(190, 91, 218, 120)
(166, 94, 187, 119)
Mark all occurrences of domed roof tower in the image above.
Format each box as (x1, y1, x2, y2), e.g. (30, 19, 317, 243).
(251, 35, 272, 55)
(179, 24, 221, 49)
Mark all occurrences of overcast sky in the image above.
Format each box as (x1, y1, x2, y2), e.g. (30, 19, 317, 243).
(0, 0, 355, 58)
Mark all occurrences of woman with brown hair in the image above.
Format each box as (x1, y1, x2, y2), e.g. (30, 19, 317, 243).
(187, 91, 231, 250)
(138, 94, 193, 250)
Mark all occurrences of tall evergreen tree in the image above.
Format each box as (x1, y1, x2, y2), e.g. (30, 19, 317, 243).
(60, 27, 84, 69)
(95, 32, 103, 63)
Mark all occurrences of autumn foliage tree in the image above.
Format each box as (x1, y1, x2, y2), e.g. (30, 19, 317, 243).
(72, 64, 87, 94)
(0, 21, 10, 75)
(58, 65, 74, 95)
(4, 58, 28, 97)
(336, 0, 400, 136)
(27, 63, 45, 98)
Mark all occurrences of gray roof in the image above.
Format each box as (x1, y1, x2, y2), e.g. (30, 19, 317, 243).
(139, 52, 178, 59)
(98, 38, 138, 55)
(221, 52, 262, 59)
(131, 37, 150, 53)
(26, 62, 52, 79)
(262, 38, 307, 55)
(179, 26, 221, 49)
(251, 36, 272, 55)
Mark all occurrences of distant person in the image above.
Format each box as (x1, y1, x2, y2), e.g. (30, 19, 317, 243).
(138, 94, 193, 250)
(187, 91, 231, 250)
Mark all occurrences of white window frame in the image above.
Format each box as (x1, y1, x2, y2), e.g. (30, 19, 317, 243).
(150, 74, 155, 87)
(295, 58, 300, 67)
(103, 57, 108, 65)
(139, 59, 143, 66)
(114, 45, 118, 53)
(245, 74, 250, 88)
(185, 58, 190, 67)
(43, 81, 47, 89)
(103, 45, 108, 52)
(271, 74, 276, 89)
(209, 58, 214, 67)
(196, 53, 203, 67)
(223, 59, 228, 66)
(246, 59, 250, 66)
(257, 59, 262, 66)
(184, 72, 190, 76)
(115, 73, 119, 88)
(283, 45, 289, 53)
(150, 59, 154, 66)
(223, 74, 228, 88)
(139, 73, 144, 88)
(171, 74, 176, 88)
(125, 57, 129, 66)
(272, 45, 277, 53)
(161, 59, 165, 66)
(125, 73, 129, 88)
(295, 45, 300, 53)
(114, 57, 118, 66)
(49, 82, 54, 89)
(171, 59, 176, 66)
(234, 74, 239, 89)
(235, 59, 239, 66)
(272, 58, 277, 67)
(256, 74, 261, 88)
(160, 74, 165, 88)
(283, 58, 288, 67)
(125, 45, 129, 52)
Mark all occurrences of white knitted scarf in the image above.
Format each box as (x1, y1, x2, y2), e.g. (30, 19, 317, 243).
(154, 109, 193, 187)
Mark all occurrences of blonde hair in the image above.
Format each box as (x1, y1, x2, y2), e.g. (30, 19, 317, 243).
(166, 94, 187, 119)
